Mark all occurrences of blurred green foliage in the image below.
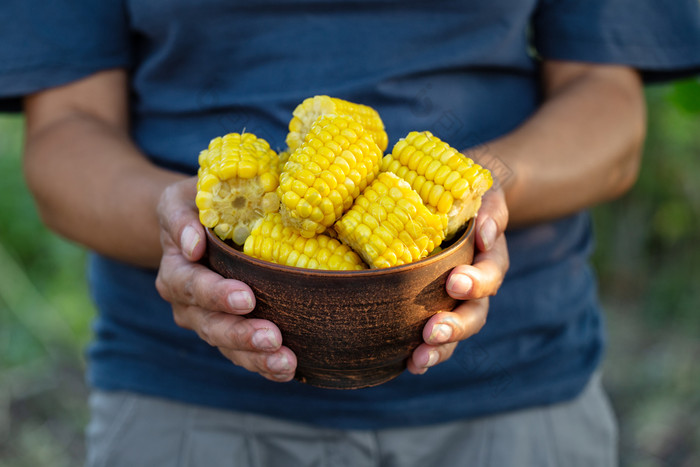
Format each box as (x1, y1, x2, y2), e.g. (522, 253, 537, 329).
(0, 80, 699, 466)
(0, 116, 93, 360)
(0, 115, 92, 466)
(592, 81, 700, 467)
(667, 77, 700, 115)
(593, 82, 700, 331)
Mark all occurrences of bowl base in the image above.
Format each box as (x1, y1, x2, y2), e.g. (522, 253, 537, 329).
(295, 362, 406, 390)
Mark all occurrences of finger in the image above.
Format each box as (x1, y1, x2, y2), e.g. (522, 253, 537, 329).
(423, 298, 489, 346)
(446, 234, 508, 300)
(156, 250, 255, 314)
(475, 185, 508, 252)
(219, 346, 298, 383)
(174, 307, 275, 350)
(174, 307, 297, 381)
(408, 298, 489, 374)
(406, 341, 457, 375)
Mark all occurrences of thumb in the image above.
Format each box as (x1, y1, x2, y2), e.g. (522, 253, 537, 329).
(475, 185, 508, 252)
(179, 222, 206, 261)
(158, 177, 206, 262)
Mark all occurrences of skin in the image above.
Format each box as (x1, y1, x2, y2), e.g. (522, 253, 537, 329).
(22, 59, 645, 382)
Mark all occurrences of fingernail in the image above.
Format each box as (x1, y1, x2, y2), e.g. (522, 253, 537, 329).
(228, 291, 254, 312)
(267, 352, 292, 373)
(252, 329, 279, 350)
(428, 323, 452, 344)
(181, 225, 200, 258)
(447, 273, 472, 297)
(480, 217, 497, 251)
(426, 350, 440, 368)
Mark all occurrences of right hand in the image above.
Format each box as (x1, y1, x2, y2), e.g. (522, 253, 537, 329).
(155, 177, 298, 382)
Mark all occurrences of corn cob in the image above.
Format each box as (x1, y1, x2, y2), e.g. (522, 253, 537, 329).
(382, 131, 492, 237)
(286, 95, 388, 153)
(277, 148, 292, 173)
(196, 133, 280, 245)
(335, 172, 447, 269)
(278, 114, 383, 238)
(243, 213, 367, 270)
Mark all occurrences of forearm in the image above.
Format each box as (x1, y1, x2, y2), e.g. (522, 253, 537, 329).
(475, 63, 646, 227)
(24, 112, 184, 268)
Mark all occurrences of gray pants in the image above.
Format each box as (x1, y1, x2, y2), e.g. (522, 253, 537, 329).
(85, 374, 617, 467)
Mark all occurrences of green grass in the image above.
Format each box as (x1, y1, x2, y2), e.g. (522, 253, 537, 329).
(0, 82, 699, 466)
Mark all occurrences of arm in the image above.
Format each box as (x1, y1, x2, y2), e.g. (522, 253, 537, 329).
(23, 70, 182, 268)
(408, 60, 645, 373)
(486, 60, 646, 226)
(23, 70, 295, 382)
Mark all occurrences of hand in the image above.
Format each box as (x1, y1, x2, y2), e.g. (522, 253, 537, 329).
(407, 185, 510, 374)
(155, 177, 297, 382)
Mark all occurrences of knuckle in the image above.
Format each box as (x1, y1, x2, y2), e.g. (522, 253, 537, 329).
(181, 269, 199, 304)
(171, 309, 188, 329)
(221, 317, 248, 348)
(493, 278, 505, 296)
(502, 254, 511, 275)
(154, 274, 168, 299)
(218, 348, 244, 368)
(189, 270, 226, 312)
(473, 279, 488, 298)
(467, 272, 487, 298)
(475, 300, 489, 330)
(478, 312, 488, 330)
(439, 342, 457, 360)
(198, 313, 222, 346)
(157, 186, 178, 225)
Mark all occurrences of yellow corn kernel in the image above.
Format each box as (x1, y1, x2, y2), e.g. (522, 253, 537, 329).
(278, 114, 383, 237)
(433, 165, 452, 186)
(437, 191, 454, 214)
(335, 172, 446, 269)
(428, 184, 445, 210)
(195, 191, 213, 210)
(381, 131, 492, 237)
(286, 95, 388, 153)
(243, 213, 366, 270)
(196, 132, 281, 245)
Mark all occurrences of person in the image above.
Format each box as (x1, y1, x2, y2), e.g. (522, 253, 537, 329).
(1, 1, 699, 465)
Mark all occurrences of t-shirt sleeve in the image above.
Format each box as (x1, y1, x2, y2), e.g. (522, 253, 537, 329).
(532, 0, 700, 80)
(0, 0, 131, 111)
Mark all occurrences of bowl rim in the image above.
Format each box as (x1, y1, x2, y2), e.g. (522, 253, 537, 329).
(205, 217, 475, 278)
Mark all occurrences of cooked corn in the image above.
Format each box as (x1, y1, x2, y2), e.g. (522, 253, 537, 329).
(196, 133, 280, 245)
(286, 95, 388, 153)
(277, 148, 292, 173)
(243, 213, 367, 270)
(382, 131, 492, 237)
(278, 114, 383, 238)
(335, 172, 447, 269)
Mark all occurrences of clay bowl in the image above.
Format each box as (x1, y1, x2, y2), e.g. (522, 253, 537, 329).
(205, 219, 475, 390)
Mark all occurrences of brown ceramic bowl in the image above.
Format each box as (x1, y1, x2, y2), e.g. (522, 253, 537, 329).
(205, 219, 475, 390)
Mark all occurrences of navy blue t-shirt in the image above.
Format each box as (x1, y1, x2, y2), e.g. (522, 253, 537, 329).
(2, 0, 699, 429)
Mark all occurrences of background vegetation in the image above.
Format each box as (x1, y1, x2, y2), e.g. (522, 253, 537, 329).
(1, 80, 699, 466)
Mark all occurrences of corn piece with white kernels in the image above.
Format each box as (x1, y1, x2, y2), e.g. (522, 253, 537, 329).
(286, 95, 388, 153)
(196, 133, 280, 245)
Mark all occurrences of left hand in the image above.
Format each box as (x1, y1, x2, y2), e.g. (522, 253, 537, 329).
(155, 177, 297, 382)
(407, 185, 510, 374)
